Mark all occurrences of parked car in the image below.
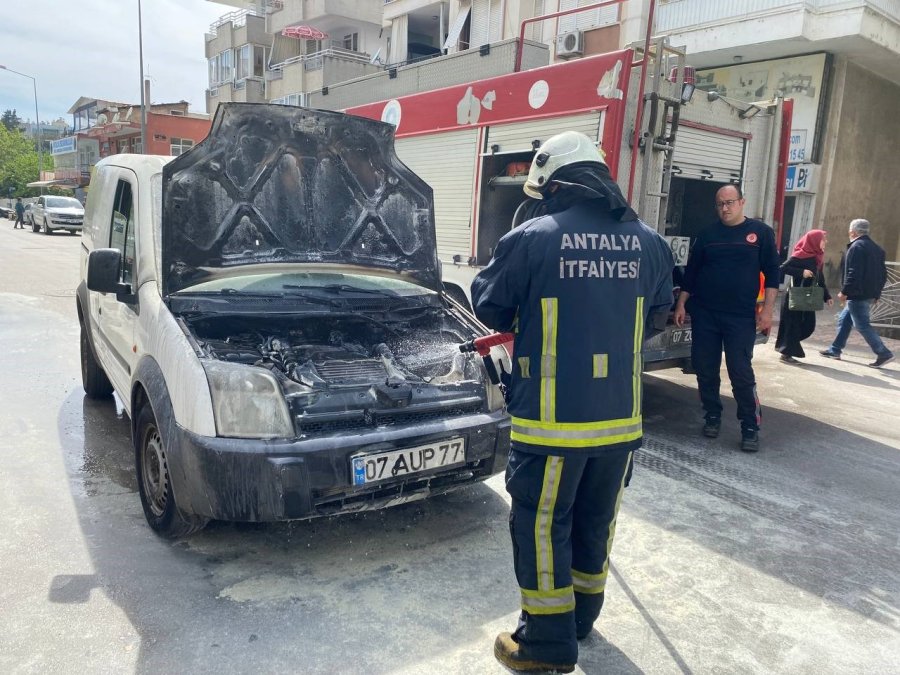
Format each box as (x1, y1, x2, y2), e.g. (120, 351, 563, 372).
(77, 104, 511, 537)
(31, 195, 84, 234)
(22, 202, 34, 226)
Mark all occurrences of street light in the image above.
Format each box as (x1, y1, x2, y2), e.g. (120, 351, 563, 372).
(0, 65, 44, 185)
(138, 0, 147, 154)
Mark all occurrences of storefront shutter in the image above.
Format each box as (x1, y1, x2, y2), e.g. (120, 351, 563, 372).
(395, 129, 480, 261)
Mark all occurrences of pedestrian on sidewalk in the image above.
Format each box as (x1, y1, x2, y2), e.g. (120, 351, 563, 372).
(472, 131, 674, 673)
(13, 198, 25, 229)
(775, 229, 833, 363)
(820, 219, 894, 368)
(673, 184, 781, 452)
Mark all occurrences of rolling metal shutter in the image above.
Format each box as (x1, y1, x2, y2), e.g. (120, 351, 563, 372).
(395, 129, 479, 261)
(485, 111, 605, 154)
(672, 127, 745, 182)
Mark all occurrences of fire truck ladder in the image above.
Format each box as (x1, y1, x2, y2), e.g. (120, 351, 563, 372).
(634, 37, 688, 231)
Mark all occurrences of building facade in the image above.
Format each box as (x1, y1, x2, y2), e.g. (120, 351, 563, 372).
(47, 97, 210, 191)
(654, 0, 900, 271)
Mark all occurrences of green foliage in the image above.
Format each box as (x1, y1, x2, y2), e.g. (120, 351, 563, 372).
(0, 123, 53, 198)
(1, 109, 23, 132)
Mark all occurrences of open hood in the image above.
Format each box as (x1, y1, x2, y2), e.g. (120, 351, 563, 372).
(161, 104, 440, 295)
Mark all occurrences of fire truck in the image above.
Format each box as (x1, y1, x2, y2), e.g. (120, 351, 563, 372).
(345, 38, 792, 370)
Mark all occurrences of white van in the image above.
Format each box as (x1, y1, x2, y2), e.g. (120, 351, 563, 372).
(76, 104, 510, 537)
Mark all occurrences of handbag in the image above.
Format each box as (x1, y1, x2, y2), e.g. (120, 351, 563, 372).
(788, 276, 825, 312)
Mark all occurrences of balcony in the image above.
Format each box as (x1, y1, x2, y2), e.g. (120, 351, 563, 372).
(206, 8, 264, 39)
(267, 47, 380, 99)
(305, 38, 550, 111)
(267, 0, 383, 35)
(656, 0, 900, 83)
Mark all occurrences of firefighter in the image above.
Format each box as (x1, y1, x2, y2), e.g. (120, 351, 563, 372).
(471, 131, 674, 672)
(673, 184, 780, 452)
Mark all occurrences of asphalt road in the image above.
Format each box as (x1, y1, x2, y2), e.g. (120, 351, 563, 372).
(1, 223, 898, 674)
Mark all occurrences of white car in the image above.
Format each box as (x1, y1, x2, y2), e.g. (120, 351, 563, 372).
(31, 195, 84, 234)
(76, 104, 511, 537)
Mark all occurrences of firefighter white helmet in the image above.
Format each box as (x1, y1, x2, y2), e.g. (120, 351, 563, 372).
(523, 131, 607, 199)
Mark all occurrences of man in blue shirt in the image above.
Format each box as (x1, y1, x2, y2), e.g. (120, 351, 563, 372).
(673, 184, 780, 452)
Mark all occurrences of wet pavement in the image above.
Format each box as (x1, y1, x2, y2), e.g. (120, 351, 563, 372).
(0, 224, 898, 674)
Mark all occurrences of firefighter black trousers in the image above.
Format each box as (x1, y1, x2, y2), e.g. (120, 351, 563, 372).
(689, 302, 761, 430)
(505, 443, 633, 664)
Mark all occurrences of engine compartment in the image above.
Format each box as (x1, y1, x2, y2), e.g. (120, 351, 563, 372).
(185, 310, 482, 388)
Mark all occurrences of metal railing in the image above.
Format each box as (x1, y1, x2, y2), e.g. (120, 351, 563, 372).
(208, 8, 264, 38)
(656, 0, 900, 32)
(872, 262, 900, 329)
(269, 47, 372, 73)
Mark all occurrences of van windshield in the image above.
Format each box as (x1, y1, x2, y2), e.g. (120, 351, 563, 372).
(46, 197, 82, 209)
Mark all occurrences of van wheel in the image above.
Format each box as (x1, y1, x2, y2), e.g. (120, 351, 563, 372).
(81, 325, 113, 398)
(31, 219, 39, 233)
(135, 403, 208, 538)
(43, 219, 51, 235)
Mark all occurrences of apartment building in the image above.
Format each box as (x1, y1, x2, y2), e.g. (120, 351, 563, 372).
(655, 0, 900, 269)
(205, 0, 386, 111)
(47, 97, 210, 190)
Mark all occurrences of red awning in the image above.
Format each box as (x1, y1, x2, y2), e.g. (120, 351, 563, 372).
(282, 25, 329, 40)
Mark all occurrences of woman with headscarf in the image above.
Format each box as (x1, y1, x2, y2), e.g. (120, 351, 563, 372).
(775, 229, 833, 363)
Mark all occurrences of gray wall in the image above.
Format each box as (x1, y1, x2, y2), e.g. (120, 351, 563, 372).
(818, 59, 900, 284)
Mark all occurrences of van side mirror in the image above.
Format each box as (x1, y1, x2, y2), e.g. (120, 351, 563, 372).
(87, 248, 133, 302)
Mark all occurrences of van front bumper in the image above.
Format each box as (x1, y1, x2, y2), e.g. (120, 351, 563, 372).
(168, 412, 511, 522)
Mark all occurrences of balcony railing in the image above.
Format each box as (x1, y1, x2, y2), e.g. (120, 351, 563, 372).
(208, 8, 264, 38)
(269, 47, 372, 73)
(657, 0, 900, 32)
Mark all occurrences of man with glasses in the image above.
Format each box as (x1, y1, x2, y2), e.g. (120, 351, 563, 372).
(673, 184, 780, 452)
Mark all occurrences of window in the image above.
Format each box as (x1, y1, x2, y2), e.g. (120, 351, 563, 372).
(118, 139, 130, 154)
(253, 45, 266, 77)
(132, 139, 142, 154)
(305, 39, 322, 54)
(272, 93, 306, 106)
(237, 44, 251, 80)
(170, 138, 194, 156)
(209, 49, 234, 86)
(470, 0, 501, 47)
(169, 110, 184, 116)
(342, 33, 359, 52)
(108, 180, 135, 286)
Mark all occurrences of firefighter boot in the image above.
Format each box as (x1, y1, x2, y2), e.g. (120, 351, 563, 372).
(493, 633, 575, 674)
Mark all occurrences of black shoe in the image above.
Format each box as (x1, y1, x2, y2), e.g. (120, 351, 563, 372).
(779, 354, 799, 364)
(702, 417, 721, 438)
(740, 429, 759, 453)
(819, 350, 841, 360)
(493, 632, 575, 673)
(869, 354, 895, 368)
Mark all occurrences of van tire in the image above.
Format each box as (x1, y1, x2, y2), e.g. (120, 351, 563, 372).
(31, 219, 40, 233)
(135, 403, 208, 538)
(42, 219, 52, 235)
(81, 326, 113, 398)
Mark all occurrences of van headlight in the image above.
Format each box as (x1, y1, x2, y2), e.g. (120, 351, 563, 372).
(203, 362, 293, 439)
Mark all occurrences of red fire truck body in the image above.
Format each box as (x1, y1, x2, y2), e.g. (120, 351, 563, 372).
(345, 47, 790, 369)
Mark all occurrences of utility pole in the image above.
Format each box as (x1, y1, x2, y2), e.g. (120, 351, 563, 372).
(138, 0, 148, 153)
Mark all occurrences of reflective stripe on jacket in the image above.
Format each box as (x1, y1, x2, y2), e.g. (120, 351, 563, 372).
(471, 200, 674, 456)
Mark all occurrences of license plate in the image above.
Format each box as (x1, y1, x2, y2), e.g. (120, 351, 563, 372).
(351, 438, 466, 486)
(669, 328, 692, 346)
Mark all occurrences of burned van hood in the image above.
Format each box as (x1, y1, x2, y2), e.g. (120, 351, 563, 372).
(161, 104, 440, 295)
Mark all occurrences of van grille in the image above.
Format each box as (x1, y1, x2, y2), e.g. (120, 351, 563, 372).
(314, 359, 386, 384)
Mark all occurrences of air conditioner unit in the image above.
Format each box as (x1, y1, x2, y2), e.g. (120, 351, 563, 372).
(556, 31, 584, 59)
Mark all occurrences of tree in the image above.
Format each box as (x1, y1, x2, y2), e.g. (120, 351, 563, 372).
(2, 109, 23, 132)
(0, 123, 53, 198)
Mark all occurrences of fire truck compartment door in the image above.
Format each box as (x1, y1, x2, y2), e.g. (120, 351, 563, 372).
(485, 112, 605, 155)
(672, 127, 745, 182)
(395, 128, 479, 262)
